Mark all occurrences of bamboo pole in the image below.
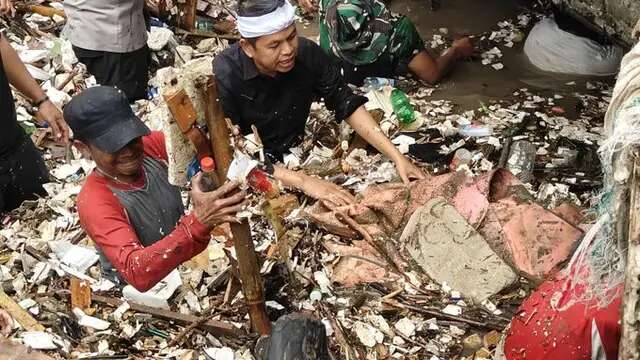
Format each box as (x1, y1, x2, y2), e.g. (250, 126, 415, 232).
(202, 75, 271, 335)
(619, 150, 640, 360)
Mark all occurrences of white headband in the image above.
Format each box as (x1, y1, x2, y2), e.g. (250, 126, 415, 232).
(237, 0, 296, 38)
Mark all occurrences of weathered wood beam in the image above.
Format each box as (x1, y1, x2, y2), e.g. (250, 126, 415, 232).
(619, 150, 640, 359)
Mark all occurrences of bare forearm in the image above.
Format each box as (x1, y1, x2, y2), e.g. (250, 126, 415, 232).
(432, 47, 460, 83)
(274, 164, 356, 205)
(273, 165, 305, 190)
(346, 106, 403, 162)
(0, 35, 46, 102)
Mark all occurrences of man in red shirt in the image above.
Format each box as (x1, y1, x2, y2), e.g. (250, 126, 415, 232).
(65, 86, 246, 291)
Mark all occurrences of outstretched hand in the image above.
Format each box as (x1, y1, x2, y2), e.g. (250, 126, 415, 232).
(36, 99, 70, 143)
(394, 156, 425, 184)
(299, 175, 355, 207)
(190, 174, 247, 229)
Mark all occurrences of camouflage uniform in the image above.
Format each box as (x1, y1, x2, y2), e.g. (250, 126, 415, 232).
(318, 0, 424, 77)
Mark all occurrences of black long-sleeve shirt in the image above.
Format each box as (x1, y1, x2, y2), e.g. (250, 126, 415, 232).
(213, 37, 367, 160)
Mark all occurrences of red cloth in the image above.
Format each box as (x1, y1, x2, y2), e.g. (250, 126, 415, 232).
(78, 132, 210, 292)
(503, 276, 622, 360)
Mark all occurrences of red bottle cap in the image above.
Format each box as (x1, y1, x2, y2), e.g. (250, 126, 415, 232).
(200, 157, 215, 172)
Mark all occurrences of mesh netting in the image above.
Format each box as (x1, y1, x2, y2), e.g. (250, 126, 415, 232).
(563, 97, 640, 307)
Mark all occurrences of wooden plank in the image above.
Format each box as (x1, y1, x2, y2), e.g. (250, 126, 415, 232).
(164, 88, 198, 133)
(164, 87, 213, 159)
(0, 290, 45, 332)
(91, 295, 242, 337)
(619, 153, 640, 360)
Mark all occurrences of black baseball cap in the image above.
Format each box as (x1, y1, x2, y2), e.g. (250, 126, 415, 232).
(64, 86, 150, 153)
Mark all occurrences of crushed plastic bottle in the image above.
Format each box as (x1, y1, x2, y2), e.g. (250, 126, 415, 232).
(506, 140, 536, 183)
(362, 77, 397, 92)
(390, 89, 416, 125)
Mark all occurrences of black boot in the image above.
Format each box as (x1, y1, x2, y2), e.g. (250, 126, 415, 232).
(256, 313, 330, 360)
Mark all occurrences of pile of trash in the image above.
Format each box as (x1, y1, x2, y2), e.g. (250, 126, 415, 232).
(0, 2, 616, 360)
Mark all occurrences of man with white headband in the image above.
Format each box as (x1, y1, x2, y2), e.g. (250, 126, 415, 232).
(213, 0, 424, 206)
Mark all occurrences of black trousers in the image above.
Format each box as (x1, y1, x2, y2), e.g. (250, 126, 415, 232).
(73, 45, 150, 102)
(0, 135, 49, 212)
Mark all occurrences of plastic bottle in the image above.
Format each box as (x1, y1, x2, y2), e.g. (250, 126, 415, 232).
(247, 168, 279, 198)
(450, 148, 472, 169)
(362, 77, 397, 92)
(199, 157, 218, 192)
(195, 16, 215, 32)
(390, 89, 416, 125)
(506, 140, 536, 183)
(458, 124, 493, 137)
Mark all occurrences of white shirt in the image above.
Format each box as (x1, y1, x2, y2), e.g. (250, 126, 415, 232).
(64, 0, 147, 53)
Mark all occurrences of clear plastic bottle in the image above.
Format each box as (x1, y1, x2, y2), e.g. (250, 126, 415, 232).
(390, 88, 416, 125)
(458, 124, 493, 137)
(362, 77, 397, 92)
(199, 157, 218, 192)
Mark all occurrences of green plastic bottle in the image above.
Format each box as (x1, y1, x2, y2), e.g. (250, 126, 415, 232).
(390, 89, 415, 125)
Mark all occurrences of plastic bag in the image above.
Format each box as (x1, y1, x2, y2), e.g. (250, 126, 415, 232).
(524, 17, 624, 76)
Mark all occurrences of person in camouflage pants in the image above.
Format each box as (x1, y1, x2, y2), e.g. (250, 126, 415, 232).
(300, 0, 473, 85)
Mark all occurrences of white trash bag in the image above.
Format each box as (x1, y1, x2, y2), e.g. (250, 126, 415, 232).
(524, 17, 624, 76)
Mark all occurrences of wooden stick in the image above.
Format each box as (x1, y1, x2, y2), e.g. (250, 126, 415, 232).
(174, 28, 240, 40)
(319, 303, 360, 360)
(202, 75, 271, 335)
(91, 295, 240, 336)
(17, 4, 65, 18)
(0, 290, 45, 332)
(334, 211, 404, 273)
(382, 299, 506, 331)
(167, 307, 217, 347)
(55, 68, 78, 91)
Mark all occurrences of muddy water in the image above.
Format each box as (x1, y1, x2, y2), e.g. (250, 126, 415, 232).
(298, 0, 615, 115)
